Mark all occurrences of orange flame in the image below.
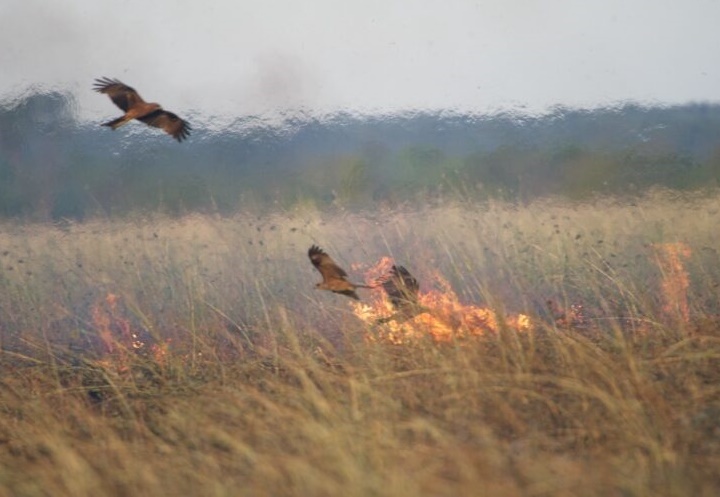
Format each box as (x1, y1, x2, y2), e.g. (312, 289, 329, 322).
(352, 257, 531, 343)
(89, 292, 172, 371)
(91, 293, 134, 355)
(652, 242, 692, 324)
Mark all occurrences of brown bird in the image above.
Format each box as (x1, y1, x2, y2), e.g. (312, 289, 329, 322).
(93, 77, 191, 142)
(377, 265, 430, 324)
(308, 245, 373, 300)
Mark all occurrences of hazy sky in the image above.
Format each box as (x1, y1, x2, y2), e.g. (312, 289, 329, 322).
(2, 0, 719, 121)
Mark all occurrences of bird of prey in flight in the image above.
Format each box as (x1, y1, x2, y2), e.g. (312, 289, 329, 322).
(308, 245, 373, 300)
(377, 265, 430, 323)
(93, 77, 191, 142)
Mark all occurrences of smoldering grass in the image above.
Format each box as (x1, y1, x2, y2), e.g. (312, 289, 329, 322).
(0, 191, 719, 496)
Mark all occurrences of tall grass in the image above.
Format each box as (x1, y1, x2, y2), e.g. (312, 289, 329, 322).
(1, 190, 719, 496)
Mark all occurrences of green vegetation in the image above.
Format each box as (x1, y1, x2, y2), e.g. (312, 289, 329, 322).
(1, 192, 719, 496)
(3, 93, 720, 219)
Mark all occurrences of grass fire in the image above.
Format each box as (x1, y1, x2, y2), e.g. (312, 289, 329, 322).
(1, 192, 719, 496)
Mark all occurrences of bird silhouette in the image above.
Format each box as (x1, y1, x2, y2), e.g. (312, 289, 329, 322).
(93, 77, 191, 142)
(377, 265, 430, 323)
(308, 245, 373, 300)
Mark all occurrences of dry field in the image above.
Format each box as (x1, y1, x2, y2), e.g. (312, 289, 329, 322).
(1, 191, 719, 496)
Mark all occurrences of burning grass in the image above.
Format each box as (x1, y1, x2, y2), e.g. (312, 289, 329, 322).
(1, 191, 720, 496)
(352, 256, 531, 344)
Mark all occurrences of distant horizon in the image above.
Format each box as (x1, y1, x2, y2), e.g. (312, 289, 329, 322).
(4, 84, 720, 132)
(2, 86, 720, 221)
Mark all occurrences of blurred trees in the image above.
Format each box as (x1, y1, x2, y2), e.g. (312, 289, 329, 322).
(2, 91, 720, 220)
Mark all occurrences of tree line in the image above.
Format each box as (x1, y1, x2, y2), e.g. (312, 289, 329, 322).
(1, 91, 719, 220)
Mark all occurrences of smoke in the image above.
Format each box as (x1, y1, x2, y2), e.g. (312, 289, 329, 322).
(2, 0, 720, 124)
(0, 2, 111, 89)
(243, 51, 324, 114)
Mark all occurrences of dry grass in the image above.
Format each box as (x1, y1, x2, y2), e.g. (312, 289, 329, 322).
(1, 190, 720, 496)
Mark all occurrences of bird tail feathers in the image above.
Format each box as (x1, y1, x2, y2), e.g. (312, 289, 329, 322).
(102, 116, 131, 129)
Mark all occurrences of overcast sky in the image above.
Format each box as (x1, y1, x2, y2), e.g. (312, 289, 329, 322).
(1, 0, 719, 122)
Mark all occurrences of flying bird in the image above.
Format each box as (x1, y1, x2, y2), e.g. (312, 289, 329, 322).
(377, 265, 430, 324)
(93, 77, 191, 142)
(308, 245, 373, 300)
